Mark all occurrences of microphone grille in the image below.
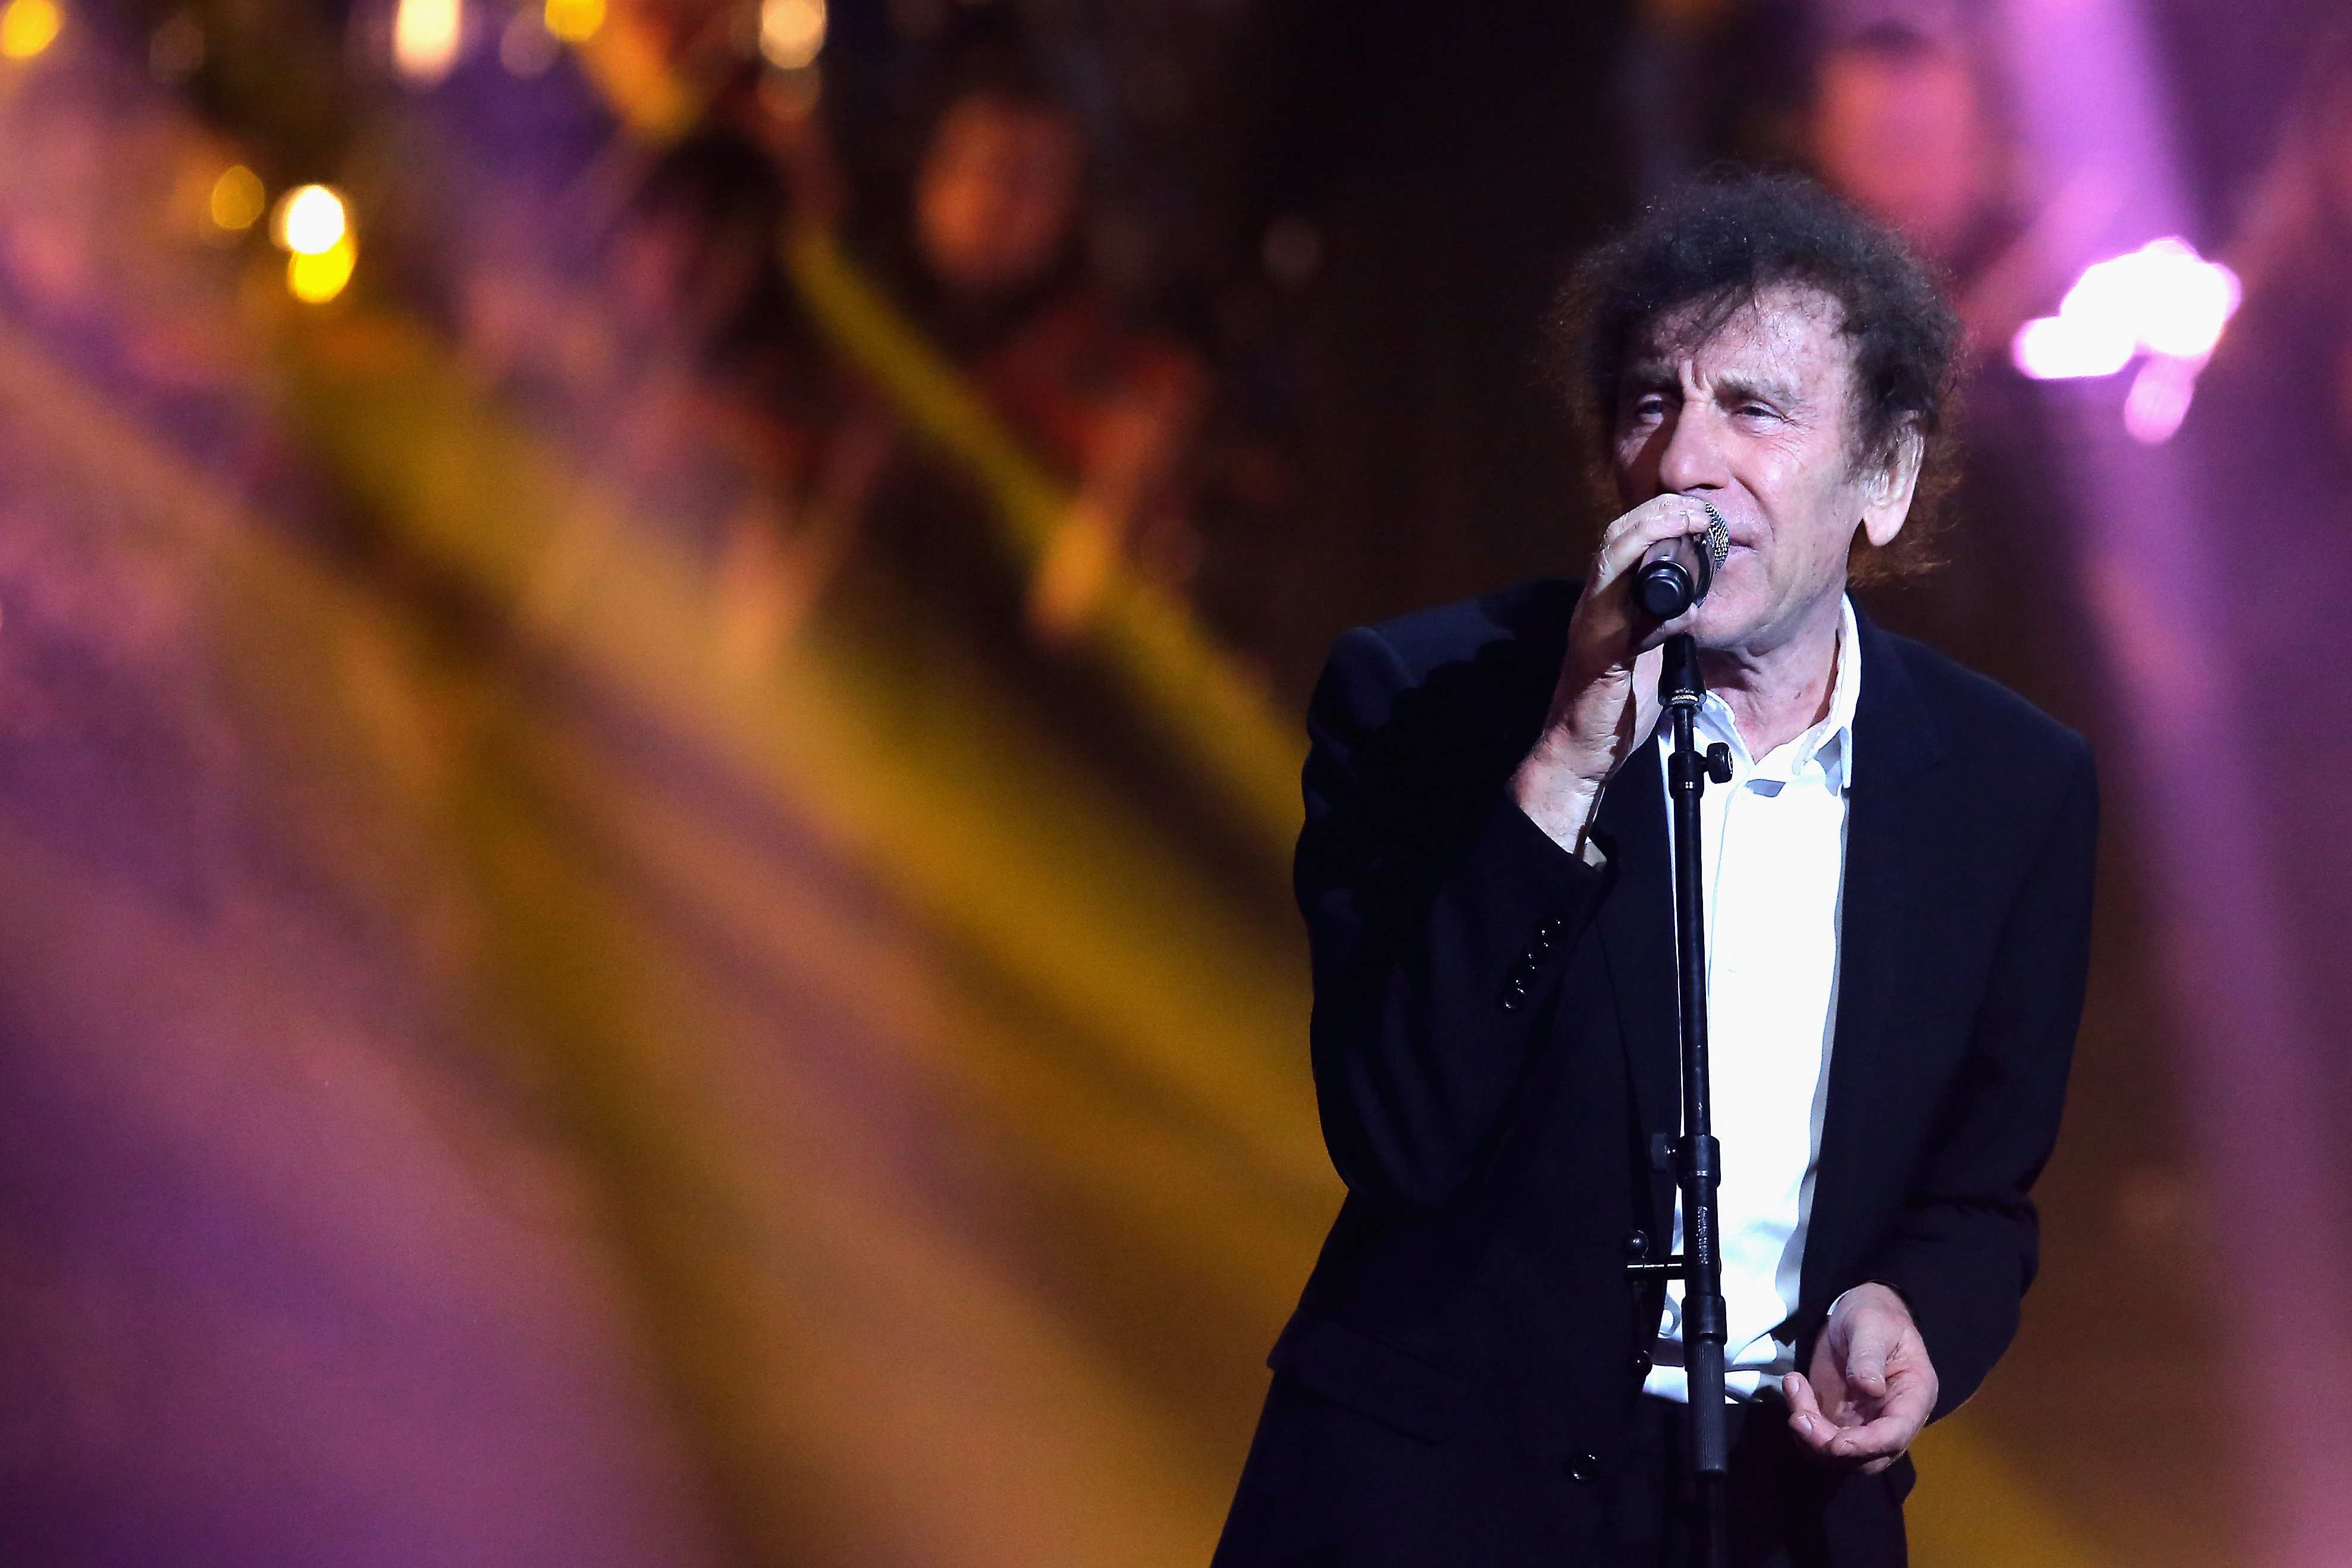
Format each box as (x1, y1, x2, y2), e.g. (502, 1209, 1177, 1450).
(1700, 502, 1730, 570)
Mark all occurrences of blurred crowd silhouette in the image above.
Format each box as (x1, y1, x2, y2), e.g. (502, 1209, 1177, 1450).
(9, 0, 2352, 712)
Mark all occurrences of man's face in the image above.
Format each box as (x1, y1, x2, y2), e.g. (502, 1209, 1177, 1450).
(1611, 284, 1914, 654)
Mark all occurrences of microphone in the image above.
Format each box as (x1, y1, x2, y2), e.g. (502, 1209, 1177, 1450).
(1632, 501, 1731, 620)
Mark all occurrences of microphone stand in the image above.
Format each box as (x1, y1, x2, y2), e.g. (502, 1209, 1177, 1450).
(1626, 632, 1733, 1568)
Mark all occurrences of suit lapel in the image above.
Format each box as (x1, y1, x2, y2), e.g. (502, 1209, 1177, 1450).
(1799, 611, 1946, 1319)
(1592, 738, 1679, 1228)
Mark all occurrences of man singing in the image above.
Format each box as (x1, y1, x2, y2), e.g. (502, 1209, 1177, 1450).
(1212, 174, 2096, 1566)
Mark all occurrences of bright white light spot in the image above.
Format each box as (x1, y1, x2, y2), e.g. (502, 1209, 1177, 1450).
(2058, 255, 2144, 350)
(274, 184, 348, 255)
(393, 0, 463, 84)
(2130, 239, 2241, 358)
(2014, 313, 2135, 380)
(759, 0, 823, 69)
(2013, 236, 2242, 381)
(2013, 237, 2229, 388)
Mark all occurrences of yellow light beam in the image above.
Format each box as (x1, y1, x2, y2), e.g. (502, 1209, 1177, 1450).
(780, 222, 1303, 866)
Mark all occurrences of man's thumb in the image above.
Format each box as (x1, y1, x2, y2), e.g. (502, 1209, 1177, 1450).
(1845, 1325, 1891, 1395)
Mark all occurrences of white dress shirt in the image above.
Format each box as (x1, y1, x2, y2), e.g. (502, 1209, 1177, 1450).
(1641, 596, 1861, 1403)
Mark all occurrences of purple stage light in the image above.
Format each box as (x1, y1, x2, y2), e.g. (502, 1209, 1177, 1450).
(2011, 237, 2240, 441)
(1996, 0, 2352, 1553)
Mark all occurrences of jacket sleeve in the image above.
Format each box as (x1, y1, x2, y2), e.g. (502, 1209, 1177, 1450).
(1296, 624, 1609, 1214)
(1864, 742, 2099, 1418)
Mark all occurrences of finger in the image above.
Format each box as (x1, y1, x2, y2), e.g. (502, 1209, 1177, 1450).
(1593, 496, 1710, 583)
(1821, 1371, 1932, 1463)
(1804, 1336, 1849, 1418)
(1822, 1411, 1919, 1464)
(1591, 495, 1717, 592)
(1844, 1316, 1893, 1402)
(1595, 491, 1710, 552)
(1782, 1373, 1839, 1452)
(1873, 1366, 1937, 1433)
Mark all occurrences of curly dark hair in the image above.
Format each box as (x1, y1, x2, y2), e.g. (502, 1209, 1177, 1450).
(1549, 171, 1963, 584)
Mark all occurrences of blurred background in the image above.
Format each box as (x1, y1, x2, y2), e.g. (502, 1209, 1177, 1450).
(2, 0, 2350, 1564)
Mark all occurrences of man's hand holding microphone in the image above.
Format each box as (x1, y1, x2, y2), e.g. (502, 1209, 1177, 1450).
(1510, 494, 1727, 855)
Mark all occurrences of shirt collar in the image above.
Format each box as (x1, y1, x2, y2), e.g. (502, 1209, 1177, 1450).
(1808, 595, 1863, 791)
(1678, 595, 1864, 791)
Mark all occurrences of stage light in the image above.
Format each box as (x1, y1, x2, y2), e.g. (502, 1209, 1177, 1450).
(288, 236, 357, 303)
(208, 165, 266, 232)
(272, 184, 347, 255)
(2012, 312, 2135, 381)
(2011, 236, 2240, 382)
(393, 0, 462, 84)
(2126, 239, 2240, 359)
(0, 0, 62, 59)
(543, 0, 601, 45)
(759, 0, 823, 70)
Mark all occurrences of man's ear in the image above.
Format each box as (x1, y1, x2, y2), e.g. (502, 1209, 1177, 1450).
(1859, 422, 1925, 548)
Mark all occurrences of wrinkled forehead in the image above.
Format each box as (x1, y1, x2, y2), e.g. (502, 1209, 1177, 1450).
(1618, 283, 1855, 401)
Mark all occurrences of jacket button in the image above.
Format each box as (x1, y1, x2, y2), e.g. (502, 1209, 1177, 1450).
(1566, 1452, 1603, 1484)
(1623, 1228, 1651, 1259)
(1630, 1351, 1652, 1377)
(1499, 970, 1532, 1011)
(1538, 917, 1566, 942)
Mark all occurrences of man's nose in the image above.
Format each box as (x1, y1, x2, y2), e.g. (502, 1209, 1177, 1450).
(1655, 406, 1729, 496)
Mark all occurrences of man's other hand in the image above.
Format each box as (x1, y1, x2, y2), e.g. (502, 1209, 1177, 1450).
(1782, 1282, 1937, 1475)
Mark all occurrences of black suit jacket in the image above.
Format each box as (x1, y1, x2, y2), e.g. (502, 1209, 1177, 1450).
(1214, 581, 2097, 1567)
